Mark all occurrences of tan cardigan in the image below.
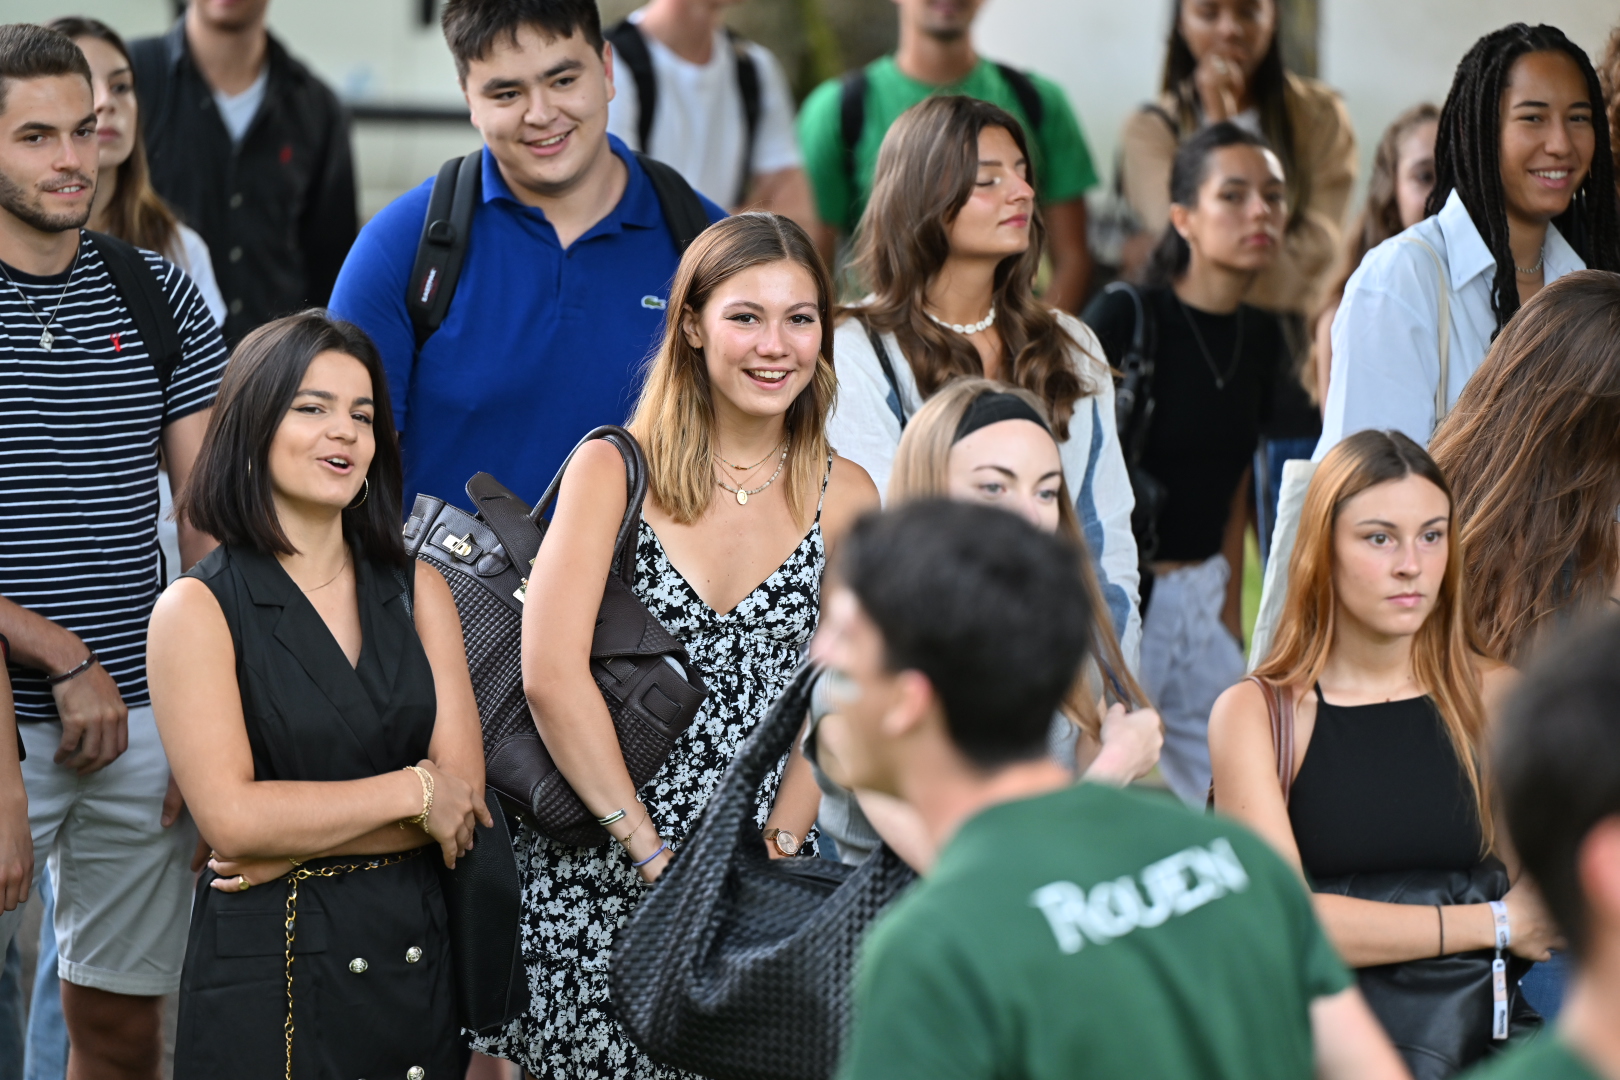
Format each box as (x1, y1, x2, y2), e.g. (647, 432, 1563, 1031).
(1118, 72, 1357, 316)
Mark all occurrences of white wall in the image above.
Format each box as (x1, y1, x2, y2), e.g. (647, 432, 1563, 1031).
(978, 0, 1618, 205)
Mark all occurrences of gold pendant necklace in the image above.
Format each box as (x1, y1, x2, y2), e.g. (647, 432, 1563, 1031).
(714, 438, 786, 473)
(714, 445, 788, 505)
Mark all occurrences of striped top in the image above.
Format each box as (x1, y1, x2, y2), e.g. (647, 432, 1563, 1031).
(0, 236, 226, 721)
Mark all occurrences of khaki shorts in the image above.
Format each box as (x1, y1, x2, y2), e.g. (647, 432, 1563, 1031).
(0, 706, 196, 996)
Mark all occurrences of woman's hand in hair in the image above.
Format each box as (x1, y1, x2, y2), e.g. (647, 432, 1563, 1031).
(1502, 876, 1564, 962)
(417, 758, 495, 869)
(1082, 702, 1164, 784)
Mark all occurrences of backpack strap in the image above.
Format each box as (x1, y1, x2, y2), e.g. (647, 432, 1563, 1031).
(837, 68, 869, 215)
(861, 318, 907, 431)
(993, 62, 1045, 132)
(606, 19, 658, 154)
(84, 231, 183, 394)
(1399, 235, 1453, 427)
(727, 29, 761, 208)
(407, 150, 482, 351)
(635, 153, 709, 254)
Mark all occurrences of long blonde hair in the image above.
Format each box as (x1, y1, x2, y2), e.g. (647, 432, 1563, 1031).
(887, 378, 1148, 741)
(628, 213, 837, 527)
(1252, 430, 1491, 846)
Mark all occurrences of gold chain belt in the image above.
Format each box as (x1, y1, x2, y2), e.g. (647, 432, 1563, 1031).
(281, 849, 424, 1080)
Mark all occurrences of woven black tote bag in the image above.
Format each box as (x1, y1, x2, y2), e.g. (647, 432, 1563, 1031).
(609, 664, 918, 1080)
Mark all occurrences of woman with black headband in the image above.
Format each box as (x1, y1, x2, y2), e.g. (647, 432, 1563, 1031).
(808, 380, 1163, 871)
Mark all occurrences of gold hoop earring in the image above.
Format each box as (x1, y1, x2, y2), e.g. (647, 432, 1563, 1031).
(346, 477, 369, 510)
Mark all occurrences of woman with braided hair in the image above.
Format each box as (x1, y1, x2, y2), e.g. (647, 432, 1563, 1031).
(1316, 23, 1620, 458)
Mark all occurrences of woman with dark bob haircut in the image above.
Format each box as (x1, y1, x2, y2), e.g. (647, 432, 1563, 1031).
(148, 311, 492, 1078)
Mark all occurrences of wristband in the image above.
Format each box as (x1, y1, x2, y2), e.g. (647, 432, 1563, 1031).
(596, 808, 628, 827)
(632, 841, 669, 868)
(45, 650, 97, 686)
(1489, 900, 1511, 950)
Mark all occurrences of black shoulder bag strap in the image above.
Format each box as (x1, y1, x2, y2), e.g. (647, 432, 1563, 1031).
(993, 62, 1045, 131)
(1103, 281, 1157, 466)
(837, 67, 869, 210)
(84, 231, 183, 393)
(606, 19, 659, 153)
(407, 150, 482, 350)
(635, 153, 709, 253)
(861, 318, 907, 431)
(727, 29, 761, 208)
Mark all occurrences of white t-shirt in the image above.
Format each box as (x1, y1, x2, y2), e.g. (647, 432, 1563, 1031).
(213, 66, 268, 144)
(606, 10, 800, 209)
(169, 224, 226, 330)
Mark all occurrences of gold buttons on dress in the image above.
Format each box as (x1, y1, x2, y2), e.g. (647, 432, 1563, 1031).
(348, 957, 368, 974)
(405, 946, 423, 963)
(407, 1068, 425, 1080)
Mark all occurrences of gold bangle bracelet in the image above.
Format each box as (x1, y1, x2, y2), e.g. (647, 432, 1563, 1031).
(401, 765, 434, 830)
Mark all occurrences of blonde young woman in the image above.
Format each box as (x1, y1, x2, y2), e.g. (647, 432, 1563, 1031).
(810, 379, 1162, 871)
(1207, 429, 1559, 1078)
(827, 95, 1142, 667)
(478, 213, 878, 1079)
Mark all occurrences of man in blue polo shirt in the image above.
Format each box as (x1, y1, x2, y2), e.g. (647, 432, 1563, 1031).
(329, 0, 724, 511)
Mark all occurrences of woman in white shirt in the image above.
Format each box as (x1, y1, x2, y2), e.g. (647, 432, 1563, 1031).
(827, 95, 1142, 666)
(56, 16, 227, 327)
(1318, 23, 1618, 456)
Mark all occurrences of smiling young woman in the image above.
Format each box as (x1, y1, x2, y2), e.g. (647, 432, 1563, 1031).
(1208, 429, 1559, 1074)
(482, 212, 878, 1078)
(150, 311, 491, 1079)
(1318, 23, 1620, 454)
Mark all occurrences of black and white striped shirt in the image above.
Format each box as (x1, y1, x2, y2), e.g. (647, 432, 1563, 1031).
(0, 237, 226, 721)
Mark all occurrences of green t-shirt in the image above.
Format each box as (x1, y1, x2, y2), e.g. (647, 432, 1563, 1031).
(1463, 1036, 1603, 1080)
(797, 55, 1099, 231)
(839, 784, 1352, 1080)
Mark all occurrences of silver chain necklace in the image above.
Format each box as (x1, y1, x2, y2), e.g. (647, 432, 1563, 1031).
(0, 241, 80, 352)
(1176, 298, 1244, 391)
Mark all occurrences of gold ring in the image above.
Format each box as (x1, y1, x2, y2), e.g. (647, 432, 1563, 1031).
(235, 875, 251, 892)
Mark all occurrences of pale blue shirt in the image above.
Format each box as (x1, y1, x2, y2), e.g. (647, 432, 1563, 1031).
(1315, 189, 1584, 457)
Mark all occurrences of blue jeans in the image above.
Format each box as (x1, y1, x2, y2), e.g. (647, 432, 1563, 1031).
(1521, 951, 1570, 1020)
(1254, 437, 1319, 566)
(24, 879, 68, 1080)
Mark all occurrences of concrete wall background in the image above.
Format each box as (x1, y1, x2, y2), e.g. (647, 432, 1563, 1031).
(10, 1, 1619, 218)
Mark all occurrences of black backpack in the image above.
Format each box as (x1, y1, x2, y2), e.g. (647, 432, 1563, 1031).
(604, 18, 761, 209)
(83, 230, 184, 392)
(405, 150, 710, 350)
(837, 61, 1045, 207)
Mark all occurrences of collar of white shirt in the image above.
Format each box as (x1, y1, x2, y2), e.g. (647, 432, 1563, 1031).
(1434, 188, 1584, 292)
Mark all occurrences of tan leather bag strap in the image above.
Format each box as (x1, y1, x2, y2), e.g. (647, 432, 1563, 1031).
(1246, 675, 1297, 805)
(1400, 235, 1452, 426)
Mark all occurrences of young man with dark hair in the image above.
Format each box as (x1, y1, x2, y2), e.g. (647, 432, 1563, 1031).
(0, 23, 226, 1080)
(329, 0, 725, 514)
(1468, 616, 1620, 1080)
(796, 0, 1095, 310)
(130, 0, 357, 344)
(812, 499, 1407, 1080)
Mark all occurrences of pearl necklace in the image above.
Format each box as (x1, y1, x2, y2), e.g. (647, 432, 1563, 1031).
(926, 305, 996, 336)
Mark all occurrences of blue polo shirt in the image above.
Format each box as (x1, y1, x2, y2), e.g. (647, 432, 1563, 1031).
(329, 136, 726, 512)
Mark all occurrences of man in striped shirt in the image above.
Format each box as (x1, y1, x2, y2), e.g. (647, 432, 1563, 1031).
(0, 26, 226, 1078)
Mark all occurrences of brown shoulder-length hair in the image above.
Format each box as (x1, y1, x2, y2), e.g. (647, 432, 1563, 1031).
(628, 213, 836, 528)
(178, 311, 407, 568)
(1430, 271, 1620, 665)
(46, 17, 181, 259)
(846, 95, 1096, 439)
(887, 378, 1149, 741)
(1254, 429, 1490, 845)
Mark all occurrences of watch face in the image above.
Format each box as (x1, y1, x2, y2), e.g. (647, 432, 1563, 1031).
(771, 829, 800, 856)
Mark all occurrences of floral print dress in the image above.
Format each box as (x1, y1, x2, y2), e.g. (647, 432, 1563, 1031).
(475, 465, 831, 1078)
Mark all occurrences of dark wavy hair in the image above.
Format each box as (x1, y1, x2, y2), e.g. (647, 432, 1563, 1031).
(846, 95, 1095, 439)
(1145, 120, 1277, 286)
(1429, 23, 1620, 330)
(1160, 0, 1303, 229)
(177, 311, 407, 568)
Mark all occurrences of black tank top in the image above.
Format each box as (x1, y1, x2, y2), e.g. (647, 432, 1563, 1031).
(1288, 688, 1482, 880)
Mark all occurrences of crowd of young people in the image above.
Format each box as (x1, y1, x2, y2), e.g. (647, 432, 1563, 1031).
(2, 1, 1620, 1079)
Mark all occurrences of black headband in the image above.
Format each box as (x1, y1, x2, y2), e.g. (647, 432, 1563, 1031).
(953, 392, 1052, 444)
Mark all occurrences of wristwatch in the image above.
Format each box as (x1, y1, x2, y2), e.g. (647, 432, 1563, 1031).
(763, 828, 801, 857)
